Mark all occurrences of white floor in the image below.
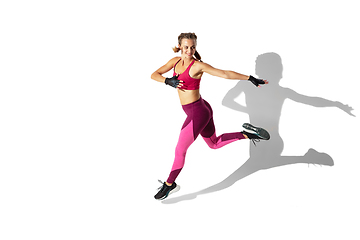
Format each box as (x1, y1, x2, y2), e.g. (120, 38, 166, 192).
(1, 1, 359, 239)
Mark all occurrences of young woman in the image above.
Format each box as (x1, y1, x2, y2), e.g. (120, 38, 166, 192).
(151, 33, 270, 200)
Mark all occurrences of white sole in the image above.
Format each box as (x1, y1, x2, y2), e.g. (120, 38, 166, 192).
(160, 185, 180, 200)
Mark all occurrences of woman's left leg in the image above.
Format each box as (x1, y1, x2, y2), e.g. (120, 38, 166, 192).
(201, 117, 246, 149)
(201, 100, 246, 149)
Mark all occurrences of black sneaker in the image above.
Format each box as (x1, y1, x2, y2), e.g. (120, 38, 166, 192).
(154, 180, 180, 200)
(242, 123, 270, 140)
(242, 123, 270, 146)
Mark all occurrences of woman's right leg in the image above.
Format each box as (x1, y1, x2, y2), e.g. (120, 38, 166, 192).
(166, 97, 212, 184)
(155, 116, 195, 200)
(166, 116, 196, 184)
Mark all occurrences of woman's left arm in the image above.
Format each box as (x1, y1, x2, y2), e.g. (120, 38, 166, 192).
(199, 62, 269, 85)
(199, 62, 250, 80)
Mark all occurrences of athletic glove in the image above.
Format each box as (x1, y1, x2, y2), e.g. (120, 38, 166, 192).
(165, 75, 180, 88)
(248, 75, 265, 87)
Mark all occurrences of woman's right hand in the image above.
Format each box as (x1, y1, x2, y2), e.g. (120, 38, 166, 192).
(165, 75, 185, 90)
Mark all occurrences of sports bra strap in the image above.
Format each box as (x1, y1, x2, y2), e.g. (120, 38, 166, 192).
(173, 59, 195, 73)
(173, 59, 181, 69)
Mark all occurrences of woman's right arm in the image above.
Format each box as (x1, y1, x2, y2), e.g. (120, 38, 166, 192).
(151, 57, 179, 83)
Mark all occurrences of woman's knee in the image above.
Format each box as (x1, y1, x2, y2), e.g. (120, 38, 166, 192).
(203, 137, 219, 149)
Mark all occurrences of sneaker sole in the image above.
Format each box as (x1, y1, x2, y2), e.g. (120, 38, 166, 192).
(159, 185, 180, 201)
(242, 123, 270, 140)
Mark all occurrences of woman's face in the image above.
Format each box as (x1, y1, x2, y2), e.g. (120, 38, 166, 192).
(179, 39, 196, 59)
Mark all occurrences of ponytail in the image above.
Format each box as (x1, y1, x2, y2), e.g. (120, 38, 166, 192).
(172, 46, 180, 53)
(194, 50, 202, 62)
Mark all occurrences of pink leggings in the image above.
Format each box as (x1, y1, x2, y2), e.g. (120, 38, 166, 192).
(167, 97, 245, 183)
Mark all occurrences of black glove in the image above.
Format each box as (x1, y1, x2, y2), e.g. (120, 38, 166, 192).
(248, 75, 265, 87)
(165, 75, 180, 88)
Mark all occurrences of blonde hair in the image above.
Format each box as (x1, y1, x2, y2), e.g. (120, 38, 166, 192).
(172, 32, 202, 62)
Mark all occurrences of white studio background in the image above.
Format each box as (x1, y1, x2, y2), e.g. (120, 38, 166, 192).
(1, 0, 359, 239)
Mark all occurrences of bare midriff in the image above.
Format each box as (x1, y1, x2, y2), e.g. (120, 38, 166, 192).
(177, 89, 201, 105)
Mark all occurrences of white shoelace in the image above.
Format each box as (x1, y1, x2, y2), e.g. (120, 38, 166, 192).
(157, 180, 165, 190)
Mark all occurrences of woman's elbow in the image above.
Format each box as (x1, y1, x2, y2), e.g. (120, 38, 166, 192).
(151, 72, 157, 80)
(223, 71, 231, 79)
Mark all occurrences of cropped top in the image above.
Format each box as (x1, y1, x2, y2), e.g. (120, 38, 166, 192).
(173, 59, 201, 90)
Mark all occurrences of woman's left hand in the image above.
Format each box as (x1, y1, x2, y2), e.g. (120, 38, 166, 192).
(249, 75, 268, 87)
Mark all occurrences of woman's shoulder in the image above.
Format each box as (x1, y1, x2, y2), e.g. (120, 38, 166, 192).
(193, 59, 210, 65)
(170, 56, 181, 63)
(192, 60, 210, 70)
(165, 57, 181, 67)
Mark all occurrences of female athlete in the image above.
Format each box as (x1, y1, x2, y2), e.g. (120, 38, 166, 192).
(151, 33, 270, 200)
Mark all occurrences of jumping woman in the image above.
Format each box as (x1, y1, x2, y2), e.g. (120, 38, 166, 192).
(151, 33, 270, 200)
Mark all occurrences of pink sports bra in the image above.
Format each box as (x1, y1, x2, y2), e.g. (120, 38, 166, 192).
(173, 59, 201, 90)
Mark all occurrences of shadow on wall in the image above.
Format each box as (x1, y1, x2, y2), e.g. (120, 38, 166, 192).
(162, 52, 355, 204)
